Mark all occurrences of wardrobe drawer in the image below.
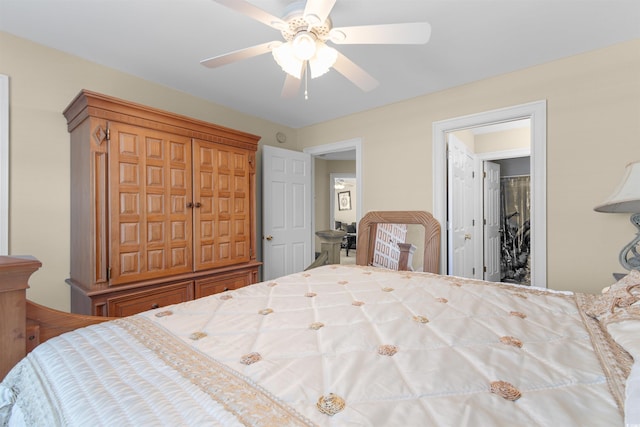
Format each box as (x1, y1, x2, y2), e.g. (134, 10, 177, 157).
(195, 271, 253, 298)
(107, 281, 193, 317)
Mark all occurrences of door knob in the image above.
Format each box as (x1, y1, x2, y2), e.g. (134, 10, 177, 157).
(265, 235, 273, 241)
(464, 233, 471, 240)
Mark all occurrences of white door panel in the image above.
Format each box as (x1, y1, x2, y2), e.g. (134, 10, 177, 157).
(483, 161, 501, 282)
(463, 152, 475, 277)
(448, 135, 475, 278)
(263, 145, 312, 281)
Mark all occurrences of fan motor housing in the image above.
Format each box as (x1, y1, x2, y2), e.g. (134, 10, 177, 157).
(279, 3, 332, 41)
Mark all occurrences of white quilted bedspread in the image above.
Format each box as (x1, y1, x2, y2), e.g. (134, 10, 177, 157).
(1, 265, 626, 426)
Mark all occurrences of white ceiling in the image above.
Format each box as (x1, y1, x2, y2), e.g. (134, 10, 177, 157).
(1, 1, 639, 129)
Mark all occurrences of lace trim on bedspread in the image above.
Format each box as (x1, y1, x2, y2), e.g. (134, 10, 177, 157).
(115, 316, 316, 427)
(574, 292, 633, 416)
(0, 358, 61, 426)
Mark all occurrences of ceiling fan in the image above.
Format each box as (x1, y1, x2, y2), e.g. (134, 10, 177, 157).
(200, 0, 431, 98)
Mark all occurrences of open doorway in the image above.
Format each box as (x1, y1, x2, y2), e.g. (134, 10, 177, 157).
(433, 101, 547, 288)
(304, 139, 362, 264)
(331, 174, 357, 228)
(485, 156, 531, 285)
(262, 140, 361, 280)
(331, 174, 357, 263)
(447, 120, 531, 285)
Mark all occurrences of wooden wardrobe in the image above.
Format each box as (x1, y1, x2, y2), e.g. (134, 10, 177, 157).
(64, 90, 261, 316)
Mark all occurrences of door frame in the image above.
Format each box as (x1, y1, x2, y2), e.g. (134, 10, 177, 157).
(0, 74, 8, 255)
(433, 100, 547, 287)
(304, 138, 363, 259)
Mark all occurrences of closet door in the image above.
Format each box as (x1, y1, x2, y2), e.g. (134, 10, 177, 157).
(193, 140, 251, 270)
(109, 123, 193, 285)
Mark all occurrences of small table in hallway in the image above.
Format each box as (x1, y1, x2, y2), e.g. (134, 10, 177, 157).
(342, 233, 357, 256)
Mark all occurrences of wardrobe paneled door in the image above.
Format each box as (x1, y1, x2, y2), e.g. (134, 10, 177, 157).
(193, 140, 251, 271)
(109, 122, 193, 285)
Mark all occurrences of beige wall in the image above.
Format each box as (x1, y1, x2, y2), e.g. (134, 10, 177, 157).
(453, 126, 530, 153)
(475, 127, 530, 153)
(2, 30, 639, 308)
(451, 129, 475, 151)
(297, 39, 640, 294)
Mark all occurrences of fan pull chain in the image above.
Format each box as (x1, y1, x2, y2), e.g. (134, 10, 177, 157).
(304, 62, 309, 100)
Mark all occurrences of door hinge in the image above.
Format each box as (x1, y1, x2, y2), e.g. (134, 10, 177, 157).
(483, 171, 487, 178)
(472, 267, 475, 275)
(472, 219, 475, 226)
(106, 266, 111, 281)
(483, 266, 487, 273)
(105, 123, 111, 142)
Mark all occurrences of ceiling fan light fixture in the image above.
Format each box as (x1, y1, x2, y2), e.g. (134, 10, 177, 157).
(204, 1, 432, 96)
(272, 42, 304, 78)
(273, 34, 337, 80)
(292, 31, 317, 60)
(309, 42, 337, 78)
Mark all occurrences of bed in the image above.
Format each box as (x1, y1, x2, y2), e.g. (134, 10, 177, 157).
(0, 212, 638, 426)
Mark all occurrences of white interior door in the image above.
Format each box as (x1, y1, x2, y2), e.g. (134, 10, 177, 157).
(262, 145, 312, 281)
(483, 161, 501, 282)
(447, 135, 475, 277)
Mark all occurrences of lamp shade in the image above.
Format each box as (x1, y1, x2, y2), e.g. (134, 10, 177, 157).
(594, 161, 640, 213)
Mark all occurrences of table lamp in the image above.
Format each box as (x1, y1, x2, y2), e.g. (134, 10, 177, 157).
(594, 161, 640, 271)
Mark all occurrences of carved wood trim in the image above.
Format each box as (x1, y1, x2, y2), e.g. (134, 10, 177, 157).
(63, 90, 260, 151)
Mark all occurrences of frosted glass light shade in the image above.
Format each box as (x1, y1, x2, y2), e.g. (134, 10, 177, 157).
(292, 32, 316, 60)
(272, 38, 337, 80)
(595, 161, 640, 213)
(272, 42, 304, 78)
(309, 43, 338, 78)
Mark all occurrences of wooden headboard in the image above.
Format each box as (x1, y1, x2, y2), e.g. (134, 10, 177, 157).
(0, 256, 114, 380)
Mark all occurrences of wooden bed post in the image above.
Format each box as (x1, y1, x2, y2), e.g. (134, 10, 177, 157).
(0, 255, 42, 380)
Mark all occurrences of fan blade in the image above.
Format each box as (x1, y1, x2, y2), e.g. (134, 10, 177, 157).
(212, 0, 286, 30)
(281, 72, 302, 98)
(303, 0, 337, 27)
(200, 41, 276, 68)
(332, 52, 379, 92)
(329, 22, 431, 45)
